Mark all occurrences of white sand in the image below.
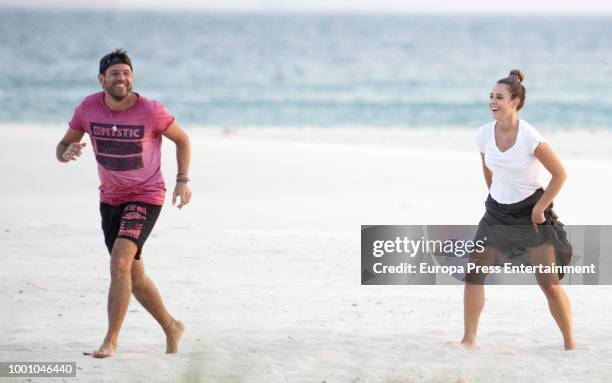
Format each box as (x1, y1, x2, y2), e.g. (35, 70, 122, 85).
(1, 124, 611, 382)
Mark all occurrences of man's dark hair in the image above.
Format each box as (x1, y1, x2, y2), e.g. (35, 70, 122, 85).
(99, 49, 133, 75)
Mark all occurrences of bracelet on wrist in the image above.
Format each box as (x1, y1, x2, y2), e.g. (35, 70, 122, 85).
(176, 177, 190, 183)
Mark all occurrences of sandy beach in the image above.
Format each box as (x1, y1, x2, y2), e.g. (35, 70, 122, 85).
(1, 124, 612, 382)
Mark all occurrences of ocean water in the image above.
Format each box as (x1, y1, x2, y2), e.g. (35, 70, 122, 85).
(1, 9, 611, 128)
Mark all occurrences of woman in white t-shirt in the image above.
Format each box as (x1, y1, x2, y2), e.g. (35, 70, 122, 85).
(461, 69, 576, 350)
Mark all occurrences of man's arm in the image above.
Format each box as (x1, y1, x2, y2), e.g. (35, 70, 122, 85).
(162, 122, 192, 209)
(57, 127, 86, 162)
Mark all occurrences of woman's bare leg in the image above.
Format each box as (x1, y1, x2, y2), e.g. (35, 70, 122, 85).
(461, 283, 484, 348)
(461, 246, 499, 349)
(527, 243, 576, 350)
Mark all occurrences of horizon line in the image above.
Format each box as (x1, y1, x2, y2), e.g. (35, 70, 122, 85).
(2, 5, 612, 16)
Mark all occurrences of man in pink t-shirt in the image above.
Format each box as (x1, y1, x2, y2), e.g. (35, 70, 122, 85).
(56, 49, 191, 358)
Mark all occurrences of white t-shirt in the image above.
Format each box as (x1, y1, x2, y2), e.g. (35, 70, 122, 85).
(475, 119, 546, 204)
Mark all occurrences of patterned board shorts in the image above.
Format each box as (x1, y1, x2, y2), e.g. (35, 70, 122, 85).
(100, 201, 162, 259)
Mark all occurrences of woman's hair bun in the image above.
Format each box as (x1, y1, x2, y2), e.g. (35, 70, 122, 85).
(508, 69, 525, 83)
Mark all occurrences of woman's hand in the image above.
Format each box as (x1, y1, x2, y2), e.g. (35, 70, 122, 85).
(531, 206, 546, 233)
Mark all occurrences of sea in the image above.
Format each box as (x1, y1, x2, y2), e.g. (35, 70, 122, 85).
(1, 8, 611, 128)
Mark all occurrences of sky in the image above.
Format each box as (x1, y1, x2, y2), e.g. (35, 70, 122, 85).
(1, 0, 612, 14)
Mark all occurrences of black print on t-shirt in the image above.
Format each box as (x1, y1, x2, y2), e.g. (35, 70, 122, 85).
(90, 122, 145, 171)
(97, 140, 143, 155)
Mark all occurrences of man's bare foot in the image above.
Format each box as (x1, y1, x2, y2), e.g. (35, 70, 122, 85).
(92, 342, 117, 358)
(165, 320, 185, 354)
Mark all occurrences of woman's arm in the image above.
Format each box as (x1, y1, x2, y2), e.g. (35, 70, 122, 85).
(532, 142, 567, 224)
(480, 153, 492, 190)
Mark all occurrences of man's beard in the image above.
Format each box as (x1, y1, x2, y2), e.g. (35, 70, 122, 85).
(105, 81, 132, 102)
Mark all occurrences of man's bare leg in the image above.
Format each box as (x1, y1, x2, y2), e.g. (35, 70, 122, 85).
(131, 259, 184, 353)
(528, 243, 576, 350)
(93, 239, 136, 358)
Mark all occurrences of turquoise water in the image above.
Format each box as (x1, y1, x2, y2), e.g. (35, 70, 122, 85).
(1, 9, 611, 128)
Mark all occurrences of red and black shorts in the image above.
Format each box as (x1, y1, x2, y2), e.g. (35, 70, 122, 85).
(100, 201, 162, 260)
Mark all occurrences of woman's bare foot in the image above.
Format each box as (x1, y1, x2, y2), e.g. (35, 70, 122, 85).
(165, 320, 185, 354)
(444, 340, 478, 350)
(565, 340, 576, 351)
(92, 341, 117, 358)
(459, 340, 478, 350)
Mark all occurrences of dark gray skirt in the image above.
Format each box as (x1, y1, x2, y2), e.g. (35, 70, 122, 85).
(474, 188, 573, 279)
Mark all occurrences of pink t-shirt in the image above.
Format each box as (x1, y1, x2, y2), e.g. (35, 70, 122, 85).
(69, 92, 174, 206)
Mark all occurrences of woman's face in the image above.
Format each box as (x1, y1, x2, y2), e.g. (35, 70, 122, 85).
(489, 83, 519, 120)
